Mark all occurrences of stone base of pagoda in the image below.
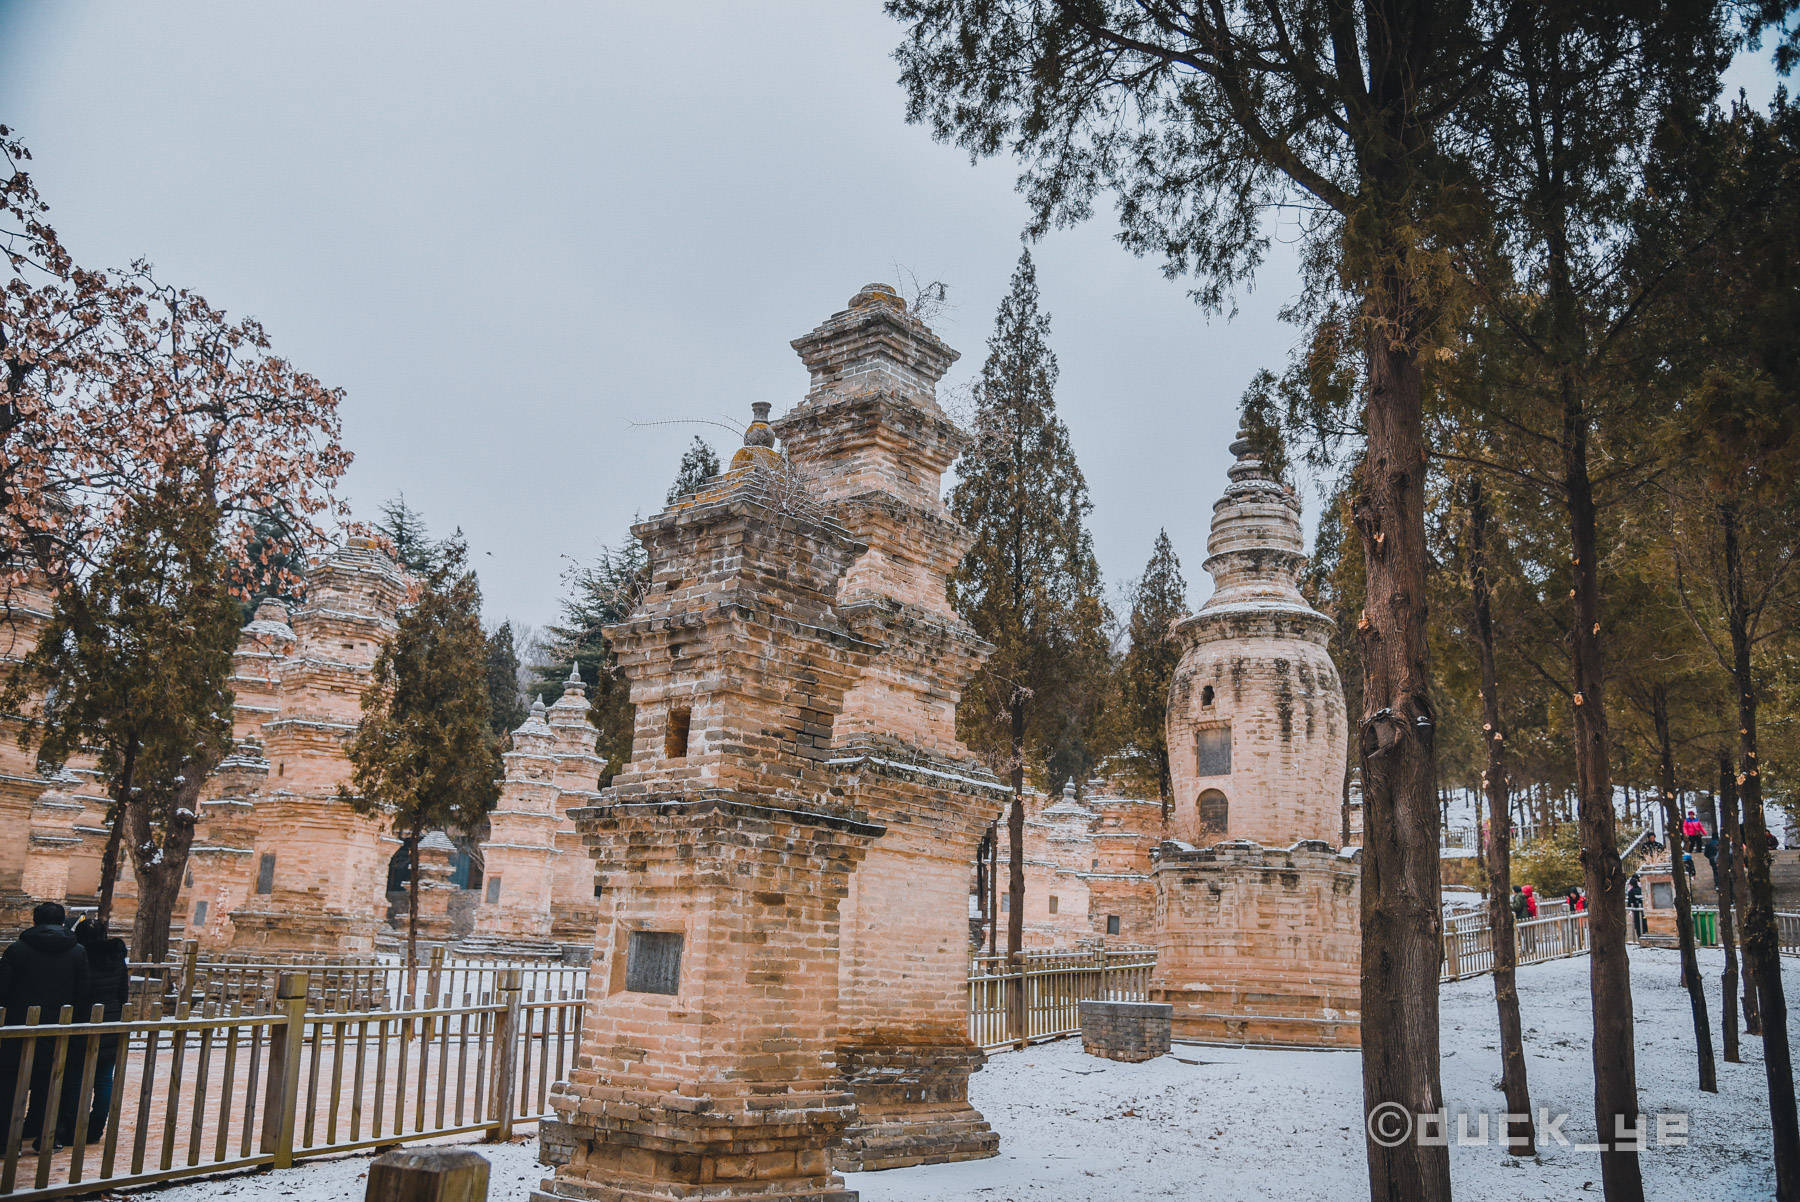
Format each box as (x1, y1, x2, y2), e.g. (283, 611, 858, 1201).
(832, 1042, 997, 1171)
(534, 1087, 859, 1202)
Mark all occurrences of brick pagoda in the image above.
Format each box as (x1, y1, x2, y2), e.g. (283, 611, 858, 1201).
(536, 410, 883, 1202)
(774, 283, 1007, 1170)
(1152, 424, 1360, 1048)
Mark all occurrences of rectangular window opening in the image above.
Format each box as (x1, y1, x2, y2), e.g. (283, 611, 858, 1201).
(1048, 895, 1059, 914)
(1106, 915, 1121, 936)
(665, 706, 692, 759)
(485, 875, 502, 904)
(255, 852, 276, 896)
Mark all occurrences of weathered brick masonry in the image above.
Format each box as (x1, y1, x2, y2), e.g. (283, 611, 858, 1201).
(536, 417, 885, 1202)
(1151, 426, 1362, 1049)
(1079, 1000, 1173, 1063)
(776, 284, 1005, 1172)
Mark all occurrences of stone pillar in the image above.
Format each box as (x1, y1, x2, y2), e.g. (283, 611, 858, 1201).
(230, 539, 407, 954)
(537, 412, 882, 1202)
(774, 284, 1005, 1171)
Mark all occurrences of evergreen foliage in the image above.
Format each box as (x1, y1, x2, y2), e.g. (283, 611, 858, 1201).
(949, 249, 1110, 787)
(666, 437, 721, 504)
(485, 620, 527, 738)
(342, 541, 501, 973)
(375, 495, 464, 577)
(1112, 531, 1187, 809)
(4, 486, 241, 962)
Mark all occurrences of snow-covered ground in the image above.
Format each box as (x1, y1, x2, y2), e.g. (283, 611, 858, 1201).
(154, 946, 1788, 1202)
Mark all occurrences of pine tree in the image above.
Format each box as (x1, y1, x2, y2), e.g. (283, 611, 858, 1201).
(530, 540, 647, 781)
(375, 495, 460, 576)
(950, 248, 1107, 958)
(485, 621, 527, 738)
(666, 437, 721, 504)
(342, 544, 501, 982)
(1114, 531, 1187, 810)
(5, 485, 241, 962)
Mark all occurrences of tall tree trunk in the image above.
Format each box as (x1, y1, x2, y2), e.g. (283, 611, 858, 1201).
(1467, 476, 1534, 1153)
(1713, 759, 1740, 1064)
(1561, 345, 1642, 1200)
(1652, 687, 1715, 1091)
(1354, 331, 1449, 1202)
(95, 800, 126, 925)
(1723, 502, 1800, 1199)
(1722, 749, 1759, 1036)
(95, 742, 139, 922)
(124, 776, 200, 965)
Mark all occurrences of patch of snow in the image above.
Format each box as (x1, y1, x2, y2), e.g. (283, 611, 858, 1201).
(148, 947, 1788, 1202)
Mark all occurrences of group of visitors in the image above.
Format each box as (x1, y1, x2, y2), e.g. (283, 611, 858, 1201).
(1563, 888, 1588, 912)
(0, 902, 131, 1148)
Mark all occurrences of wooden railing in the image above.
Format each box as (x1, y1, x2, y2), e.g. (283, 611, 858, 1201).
(1779, 911, 1800, 956)
(0, 968, 581, 1201)
(128, 946, 588, 1015)
(1441, 911, 1590, 982)
(968, 947, 1156, 1052)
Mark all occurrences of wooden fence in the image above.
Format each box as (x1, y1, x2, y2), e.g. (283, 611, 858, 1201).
(1440, 911, 1591, 982)
(968, 947, 1156, 1051)
(0, 968, 580, 1201)
(129, 946, 588, 1015)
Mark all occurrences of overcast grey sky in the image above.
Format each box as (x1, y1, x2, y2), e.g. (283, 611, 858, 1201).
(0, 4, 1780, 633)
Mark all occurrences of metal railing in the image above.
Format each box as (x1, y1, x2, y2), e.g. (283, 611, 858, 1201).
(0, 968, 580, 1201)
(1441, 911, 1590, 981)
(968, 947, 1156, 1051)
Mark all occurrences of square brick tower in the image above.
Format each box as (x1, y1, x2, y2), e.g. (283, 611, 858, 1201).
(535, 420, 884, 1202)
(774, 284, 1007, 1170)
(227, 537, 408, 954)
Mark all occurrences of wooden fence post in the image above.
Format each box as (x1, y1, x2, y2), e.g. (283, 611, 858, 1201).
(487, 970, 522, 1142)
(261, 972, 310, 1168)
(180, 942, 200, 1006)
(426, 947, 445, 1007)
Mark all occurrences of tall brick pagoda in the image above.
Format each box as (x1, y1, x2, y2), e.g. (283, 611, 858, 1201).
(536, 411, 884, 1202)
(1152, 425, 1360, 1048)
(774, 283, 1007, 1170)
(226, 537, 408, 954)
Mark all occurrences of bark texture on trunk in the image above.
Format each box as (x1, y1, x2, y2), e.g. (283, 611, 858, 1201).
(1006, 700, 1026, 1046)
(1562, 379, 1642, 1202)
(1723, 503, 1800, 1200)
(1354, 335, 1449, 1202)
(1652, 688, 1715, 1092)
(1467, 476, 1533, 1153)
(125, 775, 202, 966)
(1712, 764, 1740, 1064)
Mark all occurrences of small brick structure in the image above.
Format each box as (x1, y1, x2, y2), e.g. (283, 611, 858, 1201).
(1080, 1000, 1173, 1062)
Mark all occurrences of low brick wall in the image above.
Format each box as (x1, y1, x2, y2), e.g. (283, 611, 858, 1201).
(1080, 999, 1172, 1062)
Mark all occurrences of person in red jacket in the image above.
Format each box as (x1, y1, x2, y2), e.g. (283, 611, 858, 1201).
(1682, 810, 1707, 851)
(1522, 884, 1539, 918)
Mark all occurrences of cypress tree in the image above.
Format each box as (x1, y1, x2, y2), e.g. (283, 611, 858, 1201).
(950, 248, 1106, 958)
(485, 621, 527, 738)
(342, 543, 501, 983)
(1115, 531, 1187, 811)
(5, 484, 241, 962)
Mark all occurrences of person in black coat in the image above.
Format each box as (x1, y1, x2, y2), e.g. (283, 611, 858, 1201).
(67, 917, 129, 1137)
(0, 901, 90, 1146)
